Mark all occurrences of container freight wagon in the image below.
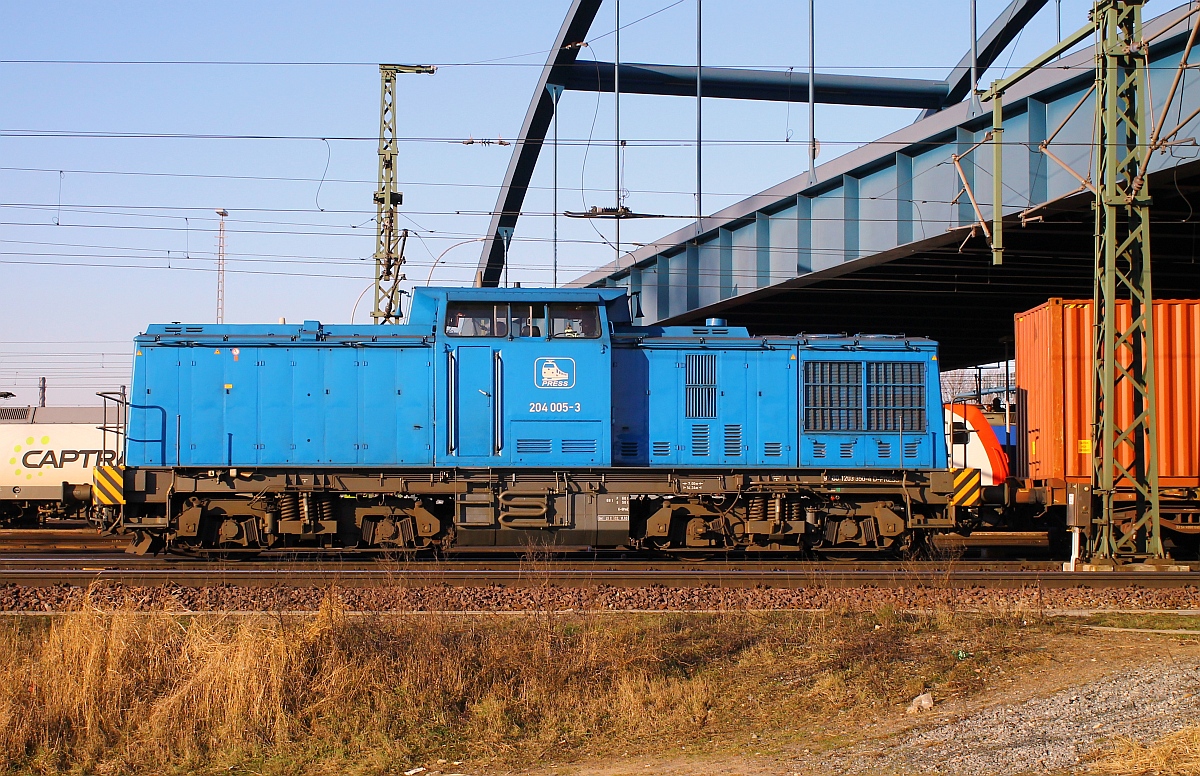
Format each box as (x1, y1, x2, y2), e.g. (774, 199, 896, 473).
(108, 287, 969, 555)
(1013, 298, 1200, 542)
(1, 406, 118, 524)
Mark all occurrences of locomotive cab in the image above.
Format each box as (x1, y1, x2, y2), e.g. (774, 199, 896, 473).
(428, 288, 623, 469)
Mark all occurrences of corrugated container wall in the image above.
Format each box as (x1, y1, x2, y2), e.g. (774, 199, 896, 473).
(1014, 298, 1200, 487)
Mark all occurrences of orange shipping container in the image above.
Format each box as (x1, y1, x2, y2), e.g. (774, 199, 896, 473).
(1014, 298, 1200, 487)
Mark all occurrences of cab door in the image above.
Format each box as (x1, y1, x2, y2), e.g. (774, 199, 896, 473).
(453, 345, 499, 458)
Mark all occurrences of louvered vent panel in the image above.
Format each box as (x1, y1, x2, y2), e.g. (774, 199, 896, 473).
(812, 441, 827, 459)
(619, 440, 639, 458)
(685, 353, 718, 419)
(763, 442, 783, 457)
(876, 440, 892, 458)
(561, 439, 598, 454)
(840, 441, 856, 458)
(724, 425, 743, 457)
(691, 424, 711, 457)
(866, 361, 927, 432)
(803, 361, 863, 431)
(516, 439, 552, 454)
(904, 441, 921, 459)
(652, 441, 672, 457)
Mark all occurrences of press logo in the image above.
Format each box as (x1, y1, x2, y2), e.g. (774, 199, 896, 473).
(535, 357, 575, 389)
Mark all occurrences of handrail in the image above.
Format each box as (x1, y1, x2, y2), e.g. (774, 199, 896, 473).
(493, 351, 504, 455)
(447, 351, 457, 454)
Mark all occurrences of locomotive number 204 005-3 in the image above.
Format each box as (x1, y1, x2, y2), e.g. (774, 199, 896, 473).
(529, 402, 582, 413)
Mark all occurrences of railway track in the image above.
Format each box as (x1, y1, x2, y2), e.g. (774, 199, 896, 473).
(0, 556, 1192, 588)
(0, 528, 1193, 588)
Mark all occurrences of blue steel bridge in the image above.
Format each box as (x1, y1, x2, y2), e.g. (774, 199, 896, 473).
(478, 2, 1200, 369)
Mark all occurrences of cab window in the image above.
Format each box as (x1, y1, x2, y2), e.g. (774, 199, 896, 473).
(509, 303, 547, 338)
(445, 303, 507, 337)
(549, 303, 601, 338)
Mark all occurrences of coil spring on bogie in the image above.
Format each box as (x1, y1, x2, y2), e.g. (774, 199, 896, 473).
(787, 500, 804, 522)
(279, 493, 299, 522)
(747, 495, 767, 521)
(318, 495, 335, 523)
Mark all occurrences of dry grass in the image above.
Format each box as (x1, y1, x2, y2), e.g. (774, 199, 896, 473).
(1093, 727, 1200, 776)
(0, 588, 1043, 775)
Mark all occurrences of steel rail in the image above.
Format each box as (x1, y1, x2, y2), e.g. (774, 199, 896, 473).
(0, 555, 1062, 571)
(0, 565, 1192, 589)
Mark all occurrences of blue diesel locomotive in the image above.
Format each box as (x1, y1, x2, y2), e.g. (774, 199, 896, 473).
(108, 287, 975, 554)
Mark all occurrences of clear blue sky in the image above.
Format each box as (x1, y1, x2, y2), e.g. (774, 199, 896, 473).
(0, 0, 1098, 404)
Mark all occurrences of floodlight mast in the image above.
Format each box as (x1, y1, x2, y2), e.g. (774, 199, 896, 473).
(373, 63, 435, 324)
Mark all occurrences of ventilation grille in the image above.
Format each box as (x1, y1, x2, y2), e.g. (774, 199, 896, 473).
(0, 407, 31, 421)
(691, 424, 711, 457)
(619, 440, 639, 458)
(685, 353, 718, 419)
(652, 441, 671, 457)
(724, 425, 743, 457)
(866, 361, 926, 432)
(840, 441, 857, 459)
(561, 439, 598, 454)
(904, 440, 921, 459)
(876, 440, 892, 458)
(763, 442, 783, 457)
(691, 327, 729, 335)
(812, 441, 827, 459)
(804, 361, 863, 432)
(516, 439, 552, 454)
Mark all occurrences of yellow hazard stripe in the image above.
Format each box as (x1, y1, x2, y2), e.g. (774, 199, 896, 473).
(93, 465, 125, 505)
(950, 468, 982, 506)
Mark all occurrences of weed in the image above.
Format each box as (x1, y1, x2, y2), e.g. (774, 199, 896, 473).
(1092, 726, 1200, 775)
(0, 590, 1045, 774)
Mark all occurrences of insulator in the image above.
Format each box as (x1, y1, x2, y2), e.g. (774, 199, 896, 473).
(279, 493, 299, 522)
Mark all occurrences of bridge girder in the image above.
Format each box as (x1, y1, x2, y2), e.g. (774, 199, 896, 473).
(568, 5, 1198, 367)
(477, 0, 1051, 287)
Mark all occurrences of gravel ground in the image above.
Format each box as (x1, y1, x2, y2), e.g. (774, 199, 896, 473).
(1, 582, 1199, 613)
(812, 662, 1200, 775)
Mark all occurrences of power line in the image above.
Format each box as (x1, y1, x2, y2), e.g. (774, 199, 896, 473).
(0, 129, 1113, 148)
(0, 60, 1121, 72)
(0, 164, 876, 200)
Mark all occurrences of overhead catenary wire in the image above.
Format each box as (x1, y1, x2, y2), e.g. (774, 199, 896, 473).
(0, 60, 1132, 72)
(0, 130, 1135, 147)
